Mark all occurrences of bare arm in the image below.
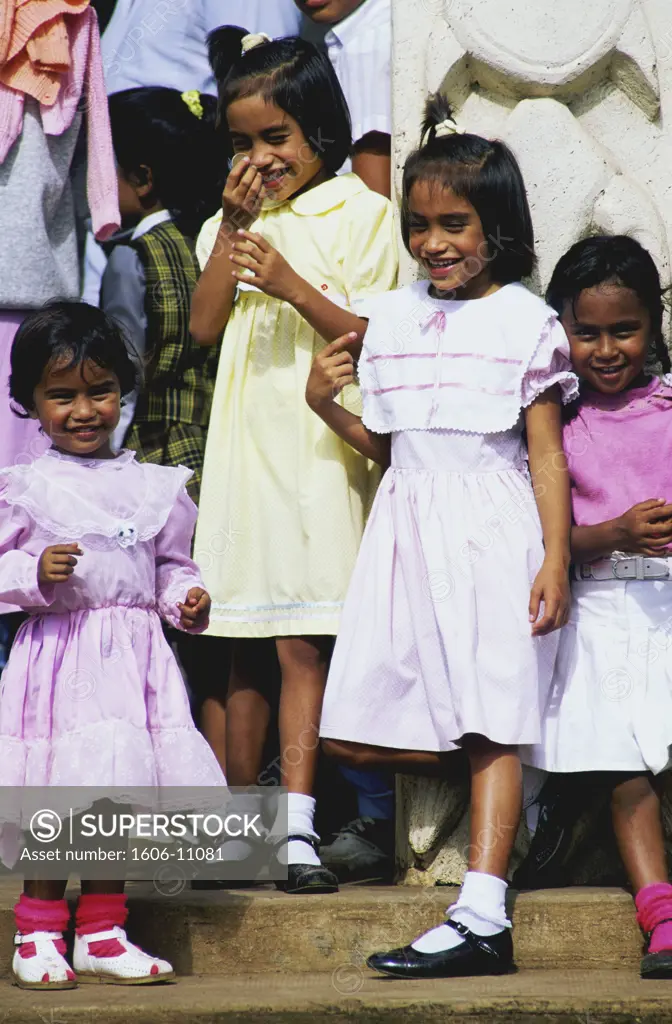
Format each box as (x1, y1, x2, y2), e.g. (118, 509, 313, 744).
(524, 388, 571, 634)
(306, 334, 391, 466)
(571, 499, 672, 562)
(351, 132, 392, 200)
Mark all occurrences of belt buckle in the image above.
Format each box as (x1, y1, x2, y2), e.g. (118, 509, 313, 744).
(612, 557, 636, 580)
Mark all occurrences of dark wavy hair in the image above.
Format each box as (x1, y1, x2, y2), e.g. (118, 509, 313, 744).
(109, 87, 223, 238)
(546, 235, 671, 374)
(401, 94, 535, 284)
(207, 26, 352, 174)
(10, 302, 140, 417)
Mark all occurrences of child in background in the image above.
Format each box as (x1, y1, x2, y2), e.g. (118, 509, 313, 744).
(0, 303, 224, 989)
(190, 28, 397, 894)
(307, 96, 575, 976)
(521, 236, 672, 980)
(295, 0, 396, 874)
(295, 0, 392, 197)
(102, 86, 221, 503)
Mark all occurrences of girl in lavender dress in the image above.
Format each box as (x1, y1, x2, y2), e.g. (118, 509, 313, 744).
(0, 302, 225, 990)
(306, 96, 577, 978)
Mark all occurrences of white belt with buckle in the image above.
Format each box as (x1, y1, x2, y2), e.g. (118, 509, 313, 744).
(575, 555, 672, 581)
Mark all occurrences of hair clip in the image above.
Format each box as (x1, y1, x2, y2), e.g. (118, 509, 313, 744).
(181, 90, 203, 119)
(422, 117, 466, 147)
(241, 32, 272, 55)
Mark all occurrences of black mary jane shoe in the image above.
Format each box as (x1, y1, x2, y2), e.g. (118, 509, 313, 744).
(273, 834, 339, 894)
(366, 920, 515, 979)
(641, 948, 672, 979)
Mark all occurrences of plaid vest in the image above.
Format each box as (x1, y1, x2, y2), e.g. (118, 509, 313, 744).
(131, 221, 217, 427)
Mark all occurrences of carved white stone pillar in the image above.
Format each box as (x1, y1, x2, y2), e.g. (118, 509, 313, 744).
(392, 0, 672, 885)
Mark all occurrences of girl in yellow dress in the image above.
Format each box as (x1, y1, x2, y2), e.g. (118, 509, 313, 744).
(190, 27, 397, 893)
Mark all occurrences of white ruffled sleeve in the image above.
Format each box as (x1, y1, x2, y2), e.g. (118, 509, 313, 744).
(521, 318, 579, 407)
(155, 489, 207, 632)
(0, 482, 55, 609)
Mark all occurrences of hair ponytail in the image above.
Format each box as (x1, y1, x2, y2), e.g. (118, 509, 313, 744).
(109, 87, 223, 239)
(207, 25, 248, 87)
(420, 93, 457, 148)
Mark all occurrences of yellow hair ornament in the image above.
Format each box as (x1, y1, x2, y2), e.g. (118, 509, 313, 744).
(181, 90, 203, 119)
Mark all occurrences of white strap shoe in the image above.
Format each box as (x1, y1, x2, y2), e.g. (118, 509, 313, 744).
(12, 930, 77, 990)
(73, 925, 175, 985)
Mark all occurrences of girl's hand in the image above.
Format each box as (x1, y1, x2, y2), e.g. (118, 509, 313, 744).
(306, 334, 357, 413)
(529, 557, 570, 636)
(615, 499, 672, 556)
(230, 230, 301, 302)
(222, 157, 264, 232)
(177, 588, 211, 631)
(38, 544, 82, 584)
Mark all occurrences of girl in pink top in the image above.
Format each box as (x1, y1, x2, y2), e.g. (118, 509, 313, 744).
(522, 235, 672, 980)
(0, 302, 225, 990)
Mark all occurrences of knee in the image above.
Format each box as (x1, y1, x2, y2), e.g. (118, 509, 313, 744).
(276, 637, 330, 674)
(322, 738, 376, 768)
(611, 772, 653, 812)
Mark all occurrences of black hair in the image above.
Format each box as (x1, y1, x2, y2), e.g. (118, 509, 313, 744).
(207, 26, 351, 174)
(9, 301, 141, 417)
(546, 235, 671, 374)
(401, 94, 535, 284)
(108, 87, 223, 238)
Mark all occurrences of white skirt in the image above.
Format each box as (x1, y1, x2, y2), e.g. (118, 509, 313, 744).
(521, 578, 672, 774)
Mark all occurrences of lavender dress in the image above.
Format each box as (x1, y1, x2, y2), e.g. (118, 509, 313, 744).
(0, 448, 225, 788)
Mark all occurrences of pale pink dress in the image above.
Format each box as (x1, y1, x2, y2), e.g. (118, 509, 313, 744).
(0, 448, 225, 787)
(320, 282, 579, 752)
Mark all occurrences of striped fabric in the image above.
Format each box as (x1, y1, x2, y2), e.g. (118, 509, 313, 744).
(126, 221, 218, 504)
(325, 0, 392, 145)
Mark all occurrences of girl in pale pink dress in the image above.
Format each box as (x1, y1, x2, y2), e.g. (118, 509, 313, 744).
(0, 301, 225, 990)
(306, 97, 578, 979)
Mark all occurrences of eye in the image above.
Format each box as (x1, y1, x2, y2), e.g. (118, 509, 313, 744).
(266, 133, 289, 145)
(408, 219, 427, 231)
(230, 136, 251, 152)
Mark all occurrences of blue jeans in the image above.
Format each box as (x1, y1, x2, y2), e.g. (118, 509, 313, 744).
(340, 766, 394, 821)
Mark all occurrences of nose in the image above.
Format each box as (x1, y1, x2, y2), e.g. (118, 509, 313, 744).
(594, 332, 620, 361)
(423, 226, 449, 254)
(249, 142, 274, 170)
(71, 394, 96, 421)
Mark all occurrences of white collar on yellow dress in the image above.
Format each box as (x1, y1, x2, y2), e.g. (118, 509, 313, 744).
(283, 172, 369, 217)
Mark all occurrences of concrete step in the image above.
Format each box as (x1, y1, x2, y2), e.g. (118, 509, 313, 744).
(2, 969, 672, 1022)
(0, 879, 646, 979)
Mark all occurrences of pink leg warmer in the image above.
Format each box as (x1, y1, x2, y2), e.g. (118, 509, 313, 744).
(636, 883, 672, 954)
(13, 894, 70, 959)
(75, 894, 128, 957)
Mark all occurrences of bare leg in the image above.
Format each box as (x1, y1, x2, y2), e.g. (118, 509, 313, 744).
(24, 880, 67, 900)
(80, 880, 125, 894)
(462, 735, 522, 879)
(225, 639, 275, 786)
(200, 697, 227, 773)
(612, 774, 667, 892)
(276, 636, 331, 793)
(323, 738, 457, 776)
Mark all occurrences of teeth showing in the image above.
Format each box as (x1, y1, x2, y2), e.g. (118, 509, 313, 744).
(263, 169, 287, 183)
(427, 258, 459, 268)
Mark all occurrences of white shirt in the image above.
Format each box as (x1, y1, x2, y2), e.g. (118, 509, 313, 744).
(102, 0, 303, 96)
(324, 0, 392, 145)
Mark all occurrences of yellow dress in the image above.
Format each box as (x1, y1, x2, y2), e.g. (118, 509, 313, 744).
(193, 174, 398, 638)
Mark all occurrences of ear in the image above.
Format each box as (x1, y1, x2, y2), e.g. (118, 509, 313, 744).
(133, 164, 154, 199)
(27, 407, 39, 420)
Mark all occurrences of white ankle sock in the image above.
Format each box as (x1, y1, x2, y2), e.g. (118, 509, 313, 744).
(285, 793, 320, 867)
(411, 871, 510, 953)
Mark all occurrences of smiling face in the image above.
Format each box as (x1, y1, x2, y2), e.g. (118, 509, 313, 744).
(293, 0, 364, 24)
(407, 180, 497, 300)
(226, 94, 327, 203)
(32, 357, 121, 459)
(560, 282, 652, 394)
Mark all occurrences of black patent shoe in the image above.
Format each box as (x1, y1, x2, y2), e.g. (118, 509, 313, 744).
(641, 948, 672, 979)
(366, 920, 515, 979)
(273, 834, 339, 894)
(512, 776, 580, 890)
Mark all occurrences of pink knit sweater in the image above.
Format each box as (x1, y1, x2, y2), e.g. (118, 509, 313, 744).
(0, 7, 119, 241)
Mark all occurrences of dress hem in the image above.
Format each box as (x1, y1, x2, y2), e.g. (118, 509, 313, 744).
(206, 616, 340, 639)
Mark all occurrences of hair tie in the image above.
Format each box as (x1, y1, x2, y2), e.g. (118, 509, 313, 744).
(241, 32, 271, 55)
(422, 117, 466, 147)
(181, 90, 203, 119)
